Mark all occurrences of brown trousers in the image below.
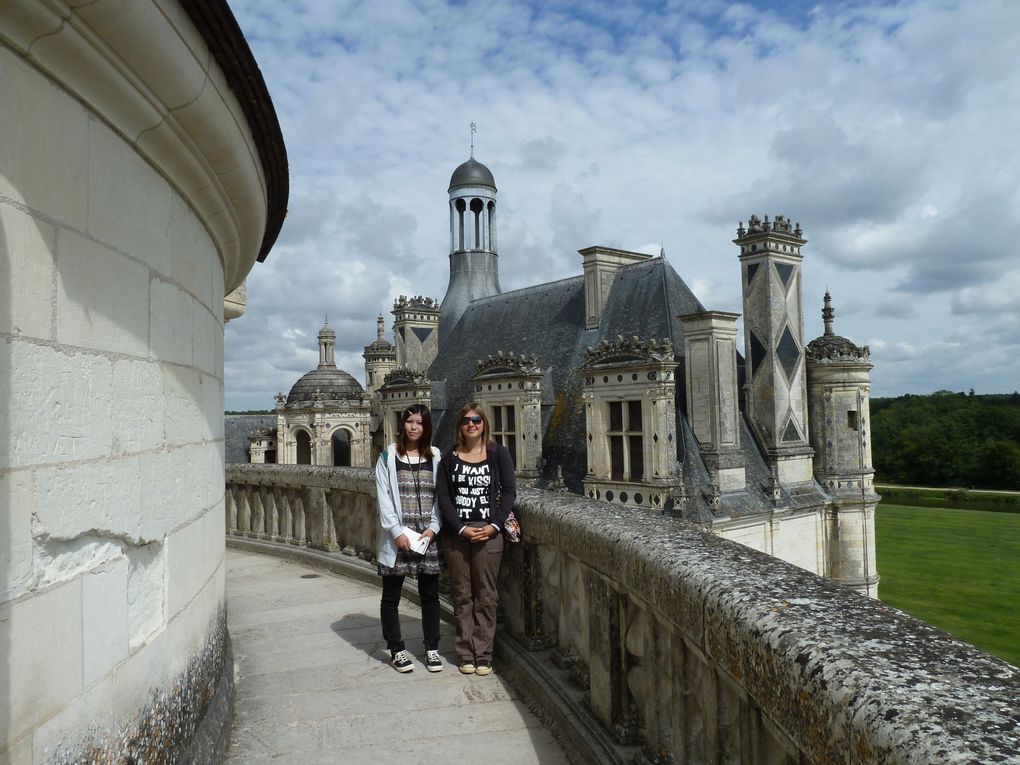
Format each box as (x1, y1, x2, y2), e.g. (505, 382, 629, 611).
(443, 525, 504, 663)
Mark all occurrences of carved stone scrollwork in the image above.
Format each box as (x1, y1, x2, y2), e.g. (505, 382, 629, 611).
(583, 336, 674, 367)
(473, 350, 541, 378)
(393, 294, 439, 310)
(380, 367, 431, 388)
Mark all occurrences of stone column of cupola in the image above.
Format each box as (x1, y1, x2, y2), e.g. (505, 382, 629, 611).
(440, 157, 502, 343)
(735, 215, 815, 485)
(318, 319, 336, 368)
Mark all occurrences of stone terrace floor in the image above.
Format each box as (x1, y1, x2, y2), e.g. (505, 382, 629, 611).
(225, 549, 571, 764)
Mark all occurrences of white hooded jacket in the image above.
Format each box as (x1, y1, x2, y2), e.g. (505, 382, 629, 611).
(374, 443, 442, 568)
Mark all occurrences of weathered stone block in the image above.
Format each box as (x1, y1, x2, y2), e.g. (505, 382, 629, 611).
(87, 117, 172, 276)
(35, 456, 143, 545)
(82, 557, 130, 689)
(0, 579, 83, 744)
(5, 342, 115, 468)
(151, 279, 196, 366)
(169, 193, 216, 310)
(0, 47, 88, 231)
(0, 202, 56, 340)
(0, 470, 36, 602)
(110, 358, 165, 455)
(56, 230, 151, 358)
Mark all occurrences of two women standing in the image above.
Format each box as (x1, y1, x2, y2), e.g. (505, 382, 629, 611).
(374, 402, 516, 676)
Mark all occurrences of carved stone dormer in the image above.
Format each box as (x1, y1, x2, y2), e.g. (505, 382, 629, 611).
(378, 367, 433, 445)
(581, 336, 678, 512)
(471, 351, 543, 484)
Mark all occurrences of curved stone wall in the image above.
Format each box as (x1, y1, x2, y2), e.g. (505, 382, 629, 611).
(1, 2, 282, 760)
(226, 464, 1020, 764)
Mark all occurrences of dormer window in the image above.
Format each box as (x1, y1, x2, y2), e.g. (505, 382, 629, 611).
(608, 400, 643, 481)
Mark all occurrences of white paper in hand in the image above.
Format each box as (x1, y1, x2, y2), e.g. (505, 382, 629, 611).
(402, 527, 431, 555)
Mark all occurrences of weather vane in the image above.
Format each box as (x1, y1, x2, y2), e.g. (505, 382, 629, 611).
(470, 122, 476, 157)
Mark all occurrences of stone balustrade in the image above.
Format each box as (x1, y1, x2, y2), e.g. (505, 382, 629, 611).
(225, 464, 1020, 764)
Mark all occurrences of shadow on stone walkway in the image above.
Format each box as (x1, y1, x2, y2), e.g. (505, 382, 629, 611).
(225, 549, 572, 764)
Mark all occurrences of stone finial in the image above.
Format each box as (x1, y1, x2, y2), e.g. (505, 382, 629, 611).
(702, 484, 722, 514)
(583, 336, 674, 366)
(274, 392, 286, 408)
(376, 315, 385, 340)
(767, 464, 783, 507)
(668, 462, 687, 514)
(548, 467, 568, 492)
(822, 291, 834, 337)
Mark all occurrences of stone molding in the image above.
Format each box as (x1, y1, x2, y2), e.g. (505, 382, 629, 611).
(1, 0, 286, 291)
(225, 465, 1020, 764)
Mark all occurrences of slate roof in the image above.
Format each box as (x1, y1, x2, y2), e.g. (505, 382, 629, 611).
(430, 256, 704, 488)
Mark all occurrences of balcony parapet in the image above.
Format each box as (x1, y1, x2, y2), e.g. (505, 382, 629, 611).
(225, 464, 1020, 764)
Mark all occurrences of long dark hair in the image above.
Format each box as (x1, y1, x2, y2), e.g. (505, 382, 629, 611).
(397, 403, 434, 459)
(455, 402, 491, 453)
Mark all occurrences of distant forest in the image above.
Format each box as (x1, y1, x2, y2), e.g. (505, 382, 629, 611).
(225, 410, 273, 415)
(871, 391, 1020, 490)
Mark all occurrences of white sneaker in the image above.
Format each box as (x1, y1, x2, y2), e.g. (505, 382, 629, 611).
(391, 650, 414, 673)
(425, 650, 443, 672)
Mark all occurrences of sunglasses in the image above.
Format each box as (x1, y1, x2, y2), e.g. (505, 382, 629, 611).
(461, 415, 483, 426)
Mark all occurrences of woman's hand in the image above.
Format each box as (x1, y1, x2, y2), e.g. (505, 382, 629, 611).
(395, 533, 411, 551)
(422, 529, 436, 541)
(468, 526, 497, 543)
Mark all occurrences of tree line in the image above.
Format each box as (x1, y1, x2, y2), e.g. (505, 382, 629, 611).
(871, 391, 1020, 490)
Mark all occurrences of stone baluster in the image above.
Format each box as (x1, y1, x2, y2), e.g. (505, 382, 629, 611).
(225, 486, 238, 533)
(251, 488, 266, 538)
(279, 490, 294, 543)
(236, 486, 251, 534)
(265, 489, 279, 540)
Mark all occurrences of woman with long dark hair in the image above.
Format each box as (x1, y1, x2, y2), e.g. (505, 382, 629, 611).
(436, 402, 516, 676)
(375, 403, 444, 673)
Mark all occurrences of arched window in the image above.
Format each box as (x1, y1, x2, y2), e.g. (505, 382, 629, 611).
(487, 200, 495, 251)
(332, 429, 351, 467)
(295, 430, 312, 465)
(455, 198, 466, 250)
(470, 198, 484, 249)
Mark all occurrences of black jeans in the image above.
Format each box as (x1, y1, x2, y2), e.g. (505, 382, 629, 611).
(380, 573, 441, 653)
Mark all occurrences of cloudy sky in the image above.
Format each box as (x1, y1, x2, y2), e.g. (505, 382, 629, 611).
(224, 0, 1020, 411)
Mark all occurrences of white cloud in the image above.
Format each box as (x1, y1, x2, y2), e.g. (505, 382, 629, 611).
(224, 0, 1020, 409)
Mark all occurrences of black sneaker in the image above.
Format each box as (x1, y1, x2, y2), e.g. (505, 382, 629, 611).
(425, 650, 443, 672)
(391, 650, 414, 673)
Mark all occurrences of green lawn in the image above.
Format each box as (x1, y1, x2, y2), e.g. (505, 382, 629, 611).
(876, 504, 1020, 667)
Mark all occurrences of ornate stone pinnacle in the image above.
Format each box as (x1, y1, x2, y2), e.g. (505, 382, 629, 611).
(393, 295, 439, 310)
(822, 291, 834, 337)
(768, 465, 783, 507)
(274, 392, 286, 407)
(702, 484, 722, 513)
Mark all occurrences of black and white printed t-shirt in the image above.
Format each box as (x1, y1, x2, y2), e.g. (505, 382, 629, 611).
(450, 456, 492, 524)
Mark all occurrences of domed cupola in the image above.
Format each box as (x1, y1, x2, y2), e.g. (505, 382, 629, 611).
(440, 145, 502, 344)
(285, 318, 365, 408)
(805, 292, 871, 363)
(449, 157, 496, 192)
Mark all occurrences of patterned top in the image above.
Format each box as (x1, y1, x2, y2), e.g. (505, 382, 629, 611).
(377, 456, 442, 577)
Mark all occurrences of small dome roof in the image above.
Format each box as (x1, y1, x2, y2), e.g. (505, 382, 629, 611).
(286, 368, 364, 409)
(449, 157, 496, 191)
(806, 333, 869, 362)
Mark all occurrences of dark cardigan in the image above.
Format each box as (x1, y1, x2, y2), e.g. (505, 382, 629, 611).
(436, 442, 517, 537)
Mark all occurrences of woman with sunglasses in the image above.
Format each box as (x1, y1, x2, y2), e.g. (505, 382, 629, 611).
(375, 404, 444, 674)
(436, 402, 517, 676)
